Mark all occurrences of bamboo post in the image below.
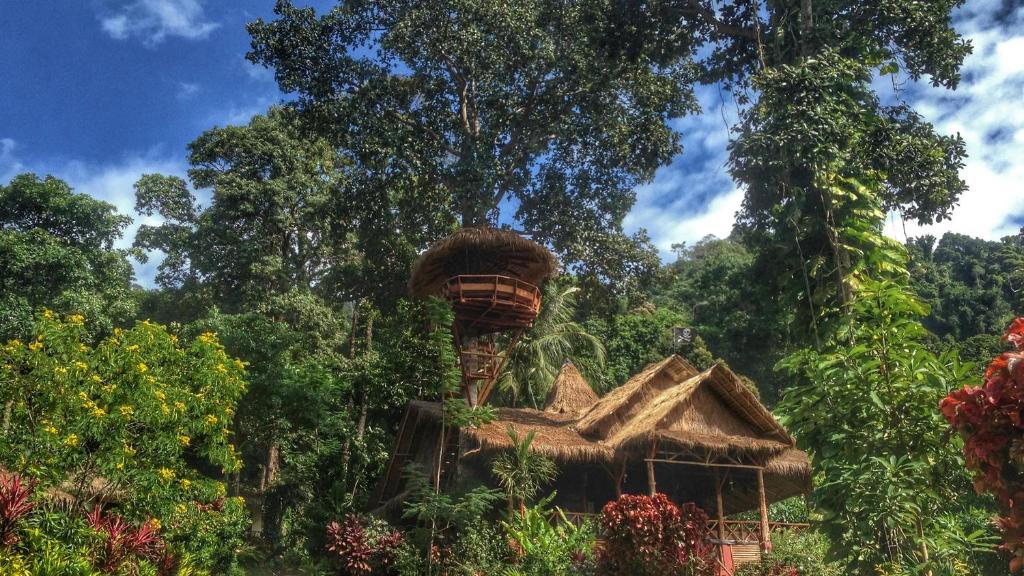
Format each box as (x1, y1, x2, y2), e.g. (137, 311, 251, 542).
(646, 441, 657, 495)
(614, 460, 625, 497)
(757, 468, 771, 551)
(715, 469, 726, 541)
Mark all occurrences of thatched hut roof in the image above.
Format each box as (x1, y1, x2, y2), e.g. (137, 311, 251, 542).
(409, 227, 558, 297)
(543, 361, 599, 416)
(575, 355, 698, 439)
(408, 400, 613, 463)
(609, 363, 794, 459)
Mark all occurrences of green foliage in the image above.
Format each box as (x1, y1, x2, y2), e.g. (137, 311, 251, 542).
(247, 0, 694, 300)
(778, 281, 980, 573)
(501, 500, 597, 576)
(0, 313, 249, 572)
(734, 529, 842, 576)
(491, 428, 559, 511)
(499, 283, 606, 408)
(0, 174, 137, 342)
(401, 465, 504, 536)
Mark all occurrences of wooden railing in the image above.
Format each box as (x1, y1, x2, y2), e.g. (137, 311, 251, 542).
(444, 275, 542, 315)
(707, 520, 810, 544)
(550, 513, 809, 544)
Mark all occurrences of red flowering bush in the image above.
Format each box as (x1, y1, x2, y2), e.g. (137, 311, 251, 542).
(325, 514, 406, 576)
(597, 493, 714, 576)
(942, 317, 1024, 571)
(0, 471, 36, 546)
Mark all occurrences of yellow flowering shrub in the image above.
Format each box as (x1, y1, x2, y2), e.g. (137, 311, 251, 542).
(0, 312, 250, 571)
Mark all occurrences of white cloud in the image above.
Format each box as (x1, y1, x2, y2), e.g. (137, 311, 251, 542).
(0, 138, 25, 183)
(176, 81, 201, 100)
(98, 0, 219, 45)
(883, 2, 1024, 243)
(624, 85, 740, 258)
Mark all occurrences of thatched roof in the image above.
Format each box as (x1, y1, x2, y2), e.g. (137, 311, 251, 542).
(409, 400, 613, 463)
(409, 227, 558, 297)
(609, 363, 794, 458)
(543, 361, 599, 416)
(575, 355, 698, 438)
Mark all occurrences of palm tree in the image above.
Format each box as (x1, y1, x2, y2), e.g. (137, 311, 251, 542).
(498, 283, 605, 408)
(491, 426, 559, 512)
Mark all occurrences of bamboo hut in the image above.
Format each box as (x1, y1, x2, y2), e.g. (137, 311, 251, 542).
(374, 356, 812, 568)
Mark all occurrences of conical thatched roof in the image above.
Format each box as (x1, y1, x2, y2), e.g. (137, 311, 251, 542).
(409, 227, 557, 297)
(543, 361, 599, 416)
(575, 355, 698, 439)
(608, 363, 794, 458)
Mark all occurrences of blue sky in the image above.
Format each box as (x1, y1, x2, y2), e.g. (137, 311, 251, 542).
(2, 0, 1023, 287)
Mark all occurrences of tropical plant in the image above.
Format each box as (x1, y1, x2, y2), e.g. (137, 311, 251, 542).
(325, 514, 406, 576)
(942, 317, 1024, 572)
(734, 529, 842, 576)
(0, 473, 35, 547)
(779, 280, 982, 573)
(491, 427, 559, 512)
(499, 283, 605, 407)
(597, 493, 714, 576)
(501, 499, 596, 576)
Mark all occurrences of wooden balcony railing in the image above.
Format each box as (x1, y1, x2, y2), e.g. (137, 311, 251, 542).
(707, 520, 810, 544)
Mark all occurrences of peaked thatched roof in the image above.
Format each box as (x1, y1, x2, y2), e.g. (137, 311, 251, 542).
(609, 363, 794, 458)
(575, 355, 698, 438)
(409, 227, 558, 297)
(543, 361, 599, 416)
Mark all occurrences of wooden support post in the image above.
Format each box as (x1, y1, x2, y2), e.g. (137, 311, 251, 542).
(646, 441, 657, 495)
(614, 461, 625, 497)
(715, 469, 726, 541)
(757, 468, 771, 551)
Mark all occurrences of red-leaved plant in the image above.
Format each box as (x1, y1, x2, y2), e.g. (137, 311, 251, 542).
(325, 514, 405, 576)
(943, 317, 1024, 572)
(0, 471, 36, 546)
(597, 493, 715, 576)
(86, 506, 165, 573)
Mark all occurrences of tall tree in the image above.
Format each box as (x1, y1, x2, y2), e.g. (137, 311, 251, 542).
(246, 0, 700, 299)
(0, 174, 137, 341)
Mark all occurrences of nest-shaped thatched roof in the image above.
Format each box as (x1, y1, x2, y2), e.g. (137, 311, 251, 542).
(575, 355, 699, 438)
(409, 227, 558, 297)
(543, 361, 599, 416)
(608, 363, 794, 459)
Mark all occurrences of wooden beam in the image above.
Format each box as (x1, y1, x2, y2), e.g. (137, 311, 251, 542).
(644, 458, 765, 471)
(646, 441, 657, 495)
(757, 468, 772, 551)
(715, 469, 726, 541)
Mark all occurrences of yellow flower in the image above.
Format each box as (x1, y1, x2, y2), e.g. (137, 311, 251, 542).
(63, 434, 79, 447)
(126, 344, 139, 352)
(43, 425, 58, 435)
(215, 364, 227, 373)
(54, 366, 67, 375)
(68, 314, 84, 325)
(123, 443, 136, 455)
(116, 461, 124, 470)
(28, 341, 43, 352)
(158, 468, 175, 481)
(198, 332, 216, 343)
(205, 414, 218, 426)
(91, 407, 106, 418)
(119, 405, 134, 417)
(113, 327, 122, 336)
(74, 361, 88, 371)
(136, 362, 148, 373)
(174, 401, 186, 411)
(91, 374, 102, 383)
(43, 309, 54, 319)
(78, 344, 88, 352)
(155, 390, 166, 400)
(233, 359, 246, 370)
(175, 503, 188, 515)
(178, 435, 190, 446)
(179, 478, 191, 490)
(148, 518, 161, 530)
(78, 391, 88, 401)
